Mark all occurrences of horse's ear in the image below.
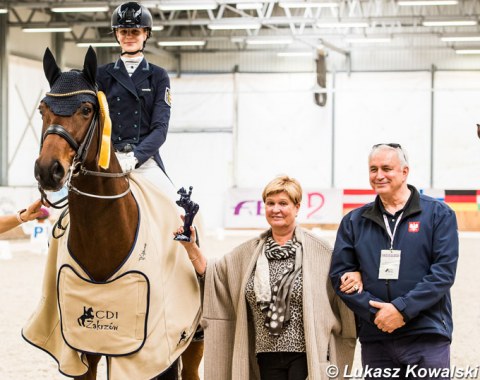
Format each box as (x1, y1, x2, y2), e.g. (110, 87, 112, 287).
(83, 46, 97, 87)
(43, 48, 61, 87)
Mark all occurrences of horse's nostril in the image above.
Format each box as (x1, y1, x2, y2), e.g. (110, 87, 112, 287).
(35, 157, 67, 190)
(51, 160, 65, 183)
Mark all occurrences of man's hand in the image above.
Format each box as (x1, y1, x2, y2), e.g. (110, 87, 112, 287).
(115, 152, 138, 173)
(369, 300, 405, 333)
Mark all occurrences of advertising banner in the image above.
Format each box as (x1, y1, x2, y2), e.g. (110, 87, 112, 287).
(225, 188, 343, 229)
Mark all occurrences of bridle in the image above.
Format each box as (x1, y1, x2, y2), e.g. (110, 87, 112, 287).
(38, 89, 131, 209)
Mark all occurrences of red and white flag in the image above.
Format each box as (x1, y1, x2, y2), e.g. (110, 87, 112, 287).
(343, 189, 377, 213)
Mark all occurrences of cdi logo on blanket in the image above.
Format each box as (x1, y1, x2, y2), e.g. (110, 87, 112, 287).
(77, 306, 120, 331)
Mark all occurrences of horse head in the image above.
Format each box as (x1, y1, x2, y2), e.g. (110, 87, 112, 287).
(35, 47, 98, 191)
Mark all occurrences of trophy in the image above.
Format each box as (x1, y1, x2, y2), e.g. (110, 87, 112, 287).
(174, 186, 200, 242)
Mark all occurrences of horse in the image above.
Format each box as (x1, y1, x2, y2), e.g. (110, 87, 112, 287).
(23, 47, 201, 380)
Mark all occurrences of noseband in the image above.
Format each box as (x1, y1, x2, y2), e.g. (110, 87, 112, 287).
(39, 90, 130, 208)
(43, 124, 79, 151)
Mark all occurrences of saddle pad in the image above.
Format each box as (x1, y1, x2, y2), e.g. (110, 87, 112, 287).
(57, 264, 149, 356)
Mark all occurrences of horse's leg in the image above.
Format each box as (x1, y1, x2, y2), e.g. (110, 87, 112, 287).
(180, 340, 204, 380)
(74, 354, 101, 380)
(152, 360, 179, 380)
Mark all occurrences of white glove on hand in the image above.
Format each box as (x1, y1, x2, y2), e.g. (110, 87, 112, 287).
(115, 152, 138, 173)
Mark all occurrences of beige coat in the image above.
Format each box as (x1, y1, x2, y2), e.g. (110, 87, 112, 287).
(202, 227, 356, 380)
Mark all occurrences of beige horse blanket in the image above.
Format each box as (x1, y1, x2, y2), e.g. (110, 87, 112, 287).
(22, 173, 201, 380)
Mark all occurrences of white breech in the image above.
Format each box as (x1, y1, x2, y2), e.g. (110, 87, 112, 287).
(133, 157, 179, 205)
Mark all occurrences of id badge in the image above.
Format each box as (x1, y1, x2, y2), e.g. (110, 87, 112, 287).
(378, 250, 401, 280)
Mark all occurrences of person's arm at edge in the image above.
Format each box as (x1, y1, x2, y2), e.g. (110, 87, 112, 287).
(0, 199, 44, 234)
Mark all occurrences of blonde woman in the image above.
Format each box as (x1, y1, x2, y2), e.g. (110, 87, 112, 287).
(175, 175, 358, 380)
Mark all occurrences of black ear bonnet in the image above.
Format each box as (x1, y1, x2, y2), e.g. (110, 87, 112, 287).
(42, 71, 98, 116)
(42, 46, 98, 116)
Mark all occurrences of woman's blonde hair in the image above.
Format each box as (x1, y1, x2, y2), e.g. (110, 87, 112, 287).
(262, 175, 303, 205)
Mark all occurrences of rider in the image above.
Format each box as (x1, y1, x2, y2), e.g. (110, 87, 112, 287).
(97, 3, 203, 379)
(96, 1, 176, 201)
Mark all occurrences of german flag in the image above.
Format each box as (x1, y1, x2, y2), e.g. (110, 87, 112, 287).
(444, 190, 478, 212)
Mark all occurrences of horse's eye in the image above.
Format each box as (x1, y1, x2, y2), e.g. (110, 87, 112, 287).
(82, 106, 92, 116)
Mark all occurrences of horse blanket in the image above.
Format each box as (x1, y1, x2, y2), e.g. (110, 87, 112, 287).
(22, 173, 202, 379)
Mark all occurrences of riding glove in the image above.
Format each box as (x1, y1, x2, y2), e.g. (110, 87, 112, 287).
(115, 152, 138, 173)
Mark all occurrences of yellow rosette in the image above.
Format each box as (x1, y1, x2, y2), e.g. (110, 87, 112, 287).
(97, 91, 112, 169)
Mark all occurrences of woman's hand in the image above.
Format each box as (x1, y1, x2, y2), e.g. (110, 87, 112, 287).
(173, 217, 206, 276)
(339, 271, 363, 294)
(21, 199, 45, 222)
(173, 215, 198, 249)
(0, 199, 46, 235)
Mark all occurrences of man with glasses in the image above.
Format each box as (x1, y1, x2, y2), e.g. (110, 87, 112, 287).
(330, 143, 459, 379)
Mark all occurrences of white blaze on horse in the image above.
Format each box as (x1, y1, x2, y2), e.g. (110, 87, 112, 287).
(23, 47, 201, 380)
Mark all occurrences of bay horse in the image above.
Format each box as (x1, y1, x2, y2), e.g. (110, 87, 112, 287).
(23, 47, 201, 380)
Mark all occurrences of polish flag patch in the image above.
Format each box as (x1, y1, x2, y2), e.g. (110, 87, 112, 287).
(408, 221, 420, 232)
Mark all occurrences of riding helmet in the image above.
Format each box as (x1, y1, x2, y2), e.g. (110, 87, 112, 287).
(111, 2, 152, 37)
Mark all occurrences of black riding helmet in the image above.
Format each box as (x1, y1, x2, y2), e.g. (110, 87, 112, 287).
(111, 2, 152, 53)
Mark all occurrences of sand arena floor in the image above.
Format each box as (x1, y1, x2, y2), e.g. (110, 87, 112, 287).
(0, 230, 479, 379)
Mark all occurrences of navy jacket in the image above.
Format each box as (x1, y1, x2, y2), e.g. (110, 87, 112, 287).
(330, 185, 459, 343)
(96, 58, 171, 173)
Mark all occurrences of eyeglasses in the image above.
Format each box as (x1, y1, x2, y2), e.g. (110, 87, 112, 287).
(372, 143, 407, 161)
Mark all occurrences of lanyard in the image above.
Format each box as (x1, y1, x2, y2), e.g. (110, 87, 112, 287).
(383, 212, 403, 250)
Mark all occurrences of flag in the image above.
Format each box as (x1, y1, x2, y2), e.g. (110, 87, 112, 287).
(444, 190, 478, 212)
(343, 189, 376, 213)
